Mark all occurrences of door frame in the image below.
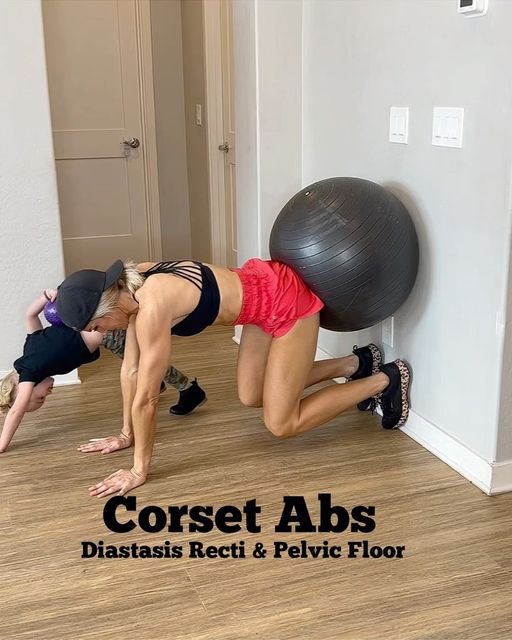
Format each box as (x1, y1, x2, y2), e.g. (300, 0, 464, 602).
(203, 0, 229, 266)
(135, 0, 162, 261)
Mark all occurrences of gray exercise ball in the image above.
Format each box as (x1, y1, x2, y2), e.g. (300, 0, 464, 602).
(269, 177, 419, 331)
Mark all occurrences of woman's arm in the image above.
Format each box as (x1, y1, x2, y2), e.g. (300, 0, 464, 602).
(88, 294, 172, 497)
(77, 326, 138, 454)
(0, 382, 35, 452)
(131, 306, 171, 476)
(25, 289, 57, 334)
(119, 319, 140, 442)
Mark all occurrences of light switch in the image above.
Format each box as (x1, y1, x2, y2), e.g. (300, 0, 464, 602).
(432, 107, 464, 148)
(458, 0, 488, 17)
(389, 107, 409, 144)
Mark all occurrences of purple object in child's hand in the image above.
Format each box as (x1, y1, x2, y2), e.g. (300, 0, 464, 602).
(43, 300, 65, 327)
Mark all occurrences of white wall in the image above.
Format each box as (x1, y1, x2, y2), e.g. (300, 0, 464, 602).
(0, 0, 66, 374)
(257, 0, 303, 258)
(232, 0, 260, 263)
(234, 0, 303, 264)
(302, 0, 512, 464)
(496, 207, 512, 462)
(234, 0, 512, 491)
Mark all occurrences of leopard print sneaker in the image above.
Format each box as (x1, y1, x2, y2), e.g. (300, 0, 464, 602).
(378, 360, 411, 429)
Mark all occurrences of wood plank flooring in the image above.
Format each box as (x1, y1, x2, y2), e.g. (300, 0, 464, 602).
(1, 325, 511, 639)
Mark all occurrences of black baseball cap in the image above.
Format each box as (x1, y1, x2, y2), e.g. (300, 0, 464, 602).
(56, 259, 124, 330)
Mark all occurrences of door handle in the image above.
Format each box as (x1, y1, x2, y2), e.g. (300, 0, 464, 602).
(218, 142, 230, 152)
(123, 137, 140, 149)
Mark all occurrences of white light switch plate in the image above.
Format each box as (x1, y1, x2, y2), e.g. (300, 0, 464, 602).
(432, 107, 464, 148)
(389, 107, 409, 144)
(458, 0, 488, 17)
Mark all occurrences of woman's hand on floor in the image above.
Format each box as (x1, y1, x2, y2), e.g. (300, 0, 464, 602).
(89, 467, 146, 498)
(77, 433, 133, 454)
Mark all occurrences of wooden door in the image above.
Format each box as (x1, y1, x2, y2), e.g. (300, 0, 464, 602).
(42, 0, 152, 273)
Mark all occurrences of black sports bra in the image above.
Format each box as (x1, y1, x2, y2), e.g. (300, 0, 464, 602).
(142, 261, 221, 336)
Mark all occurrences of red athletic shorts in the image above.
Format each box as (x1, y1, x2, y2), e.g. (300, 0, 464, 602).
(231, 258, 324, 337)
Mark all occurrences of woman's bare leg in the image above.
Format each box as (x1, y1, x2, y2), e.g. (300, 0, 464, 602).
(237, 324, 273, 407)
(262, 314, 388, 437)
(305, 355, 359, 388)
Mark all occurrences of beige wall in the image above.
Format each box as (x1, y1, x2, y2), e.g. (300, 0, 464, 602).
(181, 0, 211, 262)
(150, 0, 191, 259)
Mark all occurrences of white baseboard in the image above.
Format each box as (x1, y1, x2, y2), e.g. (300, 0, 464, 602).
(398, 410, 512, 495)
(315, 345, 334, 360)
(489, 460, 512, 495)
(399, 411, 495, 494)
(232, 325, 242, 344)
(53, 370, 81, 386)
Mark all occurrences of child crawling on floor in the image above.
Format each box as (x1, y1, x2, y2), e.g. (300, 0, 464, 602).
(0, 289, 206, 452)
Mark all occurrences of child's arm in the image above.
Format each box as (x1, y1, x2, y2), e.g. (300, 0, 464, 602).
(0, 382, 35, 452)
(79, 330, 104, 353)
(26, 289, 58, 334)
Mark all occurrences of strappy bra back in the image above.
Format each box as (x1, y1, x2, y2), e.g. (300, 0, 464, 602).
(142, 261, 221, 336)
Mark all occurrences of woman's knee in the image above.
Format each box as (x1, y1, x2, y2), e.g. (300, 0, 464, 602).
(263, 413, 297, 438)
(238, 387, 263, 408)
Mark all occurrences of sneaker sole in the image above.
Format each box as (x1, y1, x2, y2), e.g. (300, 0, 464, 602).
(393, 359, 411, 429)
(169, 397, 208, 417)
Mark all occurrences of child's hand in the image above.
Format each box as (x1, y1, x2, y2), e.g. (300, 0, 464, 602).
(44, 289, 58, 302)
(77, 433, 133, 454)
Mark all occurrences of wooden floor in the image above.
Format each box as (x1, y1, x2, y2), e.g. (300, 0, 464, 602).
(1, 325, 512, 640)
